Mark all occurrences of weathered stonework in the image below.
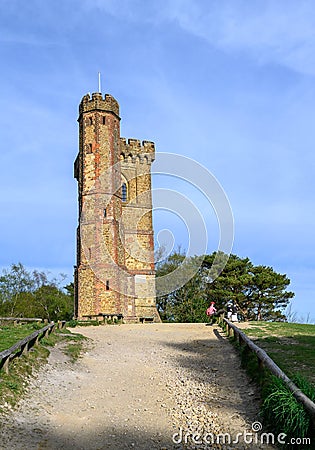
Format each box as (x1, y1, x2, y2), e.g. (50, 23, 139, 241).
(74, 92, 160, 322)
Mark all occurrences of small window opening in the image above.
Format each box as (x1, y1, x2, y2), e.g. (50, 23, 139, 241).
(103, 208, 107, 218)
(122, 183, 127, 202)
(89, 117, 93, 125)
(102, 116, 106, 125)
(106, 280, 110, 291)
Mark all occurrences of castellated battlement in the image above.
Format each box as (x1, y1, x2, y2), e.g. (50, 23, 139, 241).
(120, 138, 155, 163)
(79, 92, 120, 118)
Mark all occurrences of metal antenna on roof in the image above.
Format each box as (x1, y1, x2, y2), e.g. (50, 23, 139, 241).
(98, 72, 101, 93)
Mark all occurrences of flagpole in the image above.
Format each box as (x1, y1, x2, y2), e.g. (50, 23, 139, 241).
(98, 72, 101, 93)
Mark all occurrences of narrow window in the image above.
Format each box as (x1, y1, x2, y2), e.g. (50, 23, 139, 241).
(89, 117, 93, 125)
(102, 116, 106, 125)
(106, 280, 110, 291)
(122, 183, 127, 202)
(103, 208, 107, 218)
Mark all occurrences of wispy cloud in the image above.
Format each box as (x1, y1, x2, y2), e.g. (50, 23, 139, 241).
(81, 0, 315, 75)
(0, 30, 61, 46)
(166, 0, 315, 75)
(80, 0, 162, 23)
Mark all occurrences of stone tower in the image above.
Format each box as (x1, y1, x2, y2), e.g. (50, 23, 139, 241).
(74, 92, 160, 322)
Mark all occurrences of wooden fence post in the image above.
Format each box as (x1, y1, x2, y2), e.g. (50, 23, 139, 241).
(3, 357, 9, 374)
(21, 343, 28, 356)
(257, 357, 264, 372)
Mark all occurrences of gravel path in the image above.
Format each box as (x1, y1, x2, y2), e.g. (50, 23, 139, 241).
(0, 323, 275, 449)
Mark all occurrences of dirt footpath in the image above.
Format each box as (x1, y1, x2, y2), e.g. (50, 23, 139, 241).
(0, 323, 275, 449)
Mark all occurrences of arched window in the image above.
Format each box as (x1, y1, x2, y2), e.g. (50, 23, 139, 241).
(122, 183, 127, 202)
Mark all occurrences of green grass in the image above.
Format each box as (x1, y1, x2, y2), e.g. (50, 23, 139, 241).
(41, 328, 89, 362)
(0, 325, 88, 409)
(0, 322, 43, 352)
(241, 322, 315, 385)
(55, 329, 89, 362)
(262, 376, 313, 447)
(63, 340, 86, 362)
(0, 342, 50, 409)
(75, 320, 100, 326)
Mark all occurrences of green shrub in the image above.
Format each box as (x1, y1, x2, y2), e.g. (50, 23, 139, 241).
(262, 375, 313, 449)
(76, 320, 99, 326)
(291, 373, 315, 402)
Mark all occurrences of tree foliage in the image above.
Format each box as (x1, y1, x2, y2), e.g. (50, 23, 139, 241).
(0, 263, 74, 321)
(156, 252, 209, 322)
(156, 251, 294, 322)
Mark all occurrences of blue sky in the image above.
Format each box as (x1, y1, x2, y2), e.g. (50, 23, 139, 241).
(0, 0, 315, 321)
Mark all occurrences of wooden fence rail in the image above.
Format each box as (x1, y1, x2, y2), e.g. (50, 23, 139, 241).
(0, 317, 43, 324)
(0, 322, 55, 374)
(218, 316, 315, 427)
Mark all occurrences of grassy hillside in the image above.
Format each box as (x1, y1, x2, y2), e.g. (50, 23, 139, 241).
(240, 322, 315, 385)
(0, 322, 44, 352)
